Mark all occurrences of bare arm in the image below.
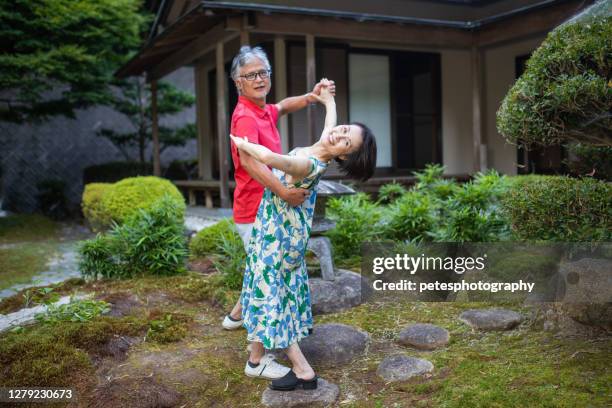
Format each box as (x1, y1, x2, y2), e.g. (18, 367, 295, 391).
(231, 135, 312, 179)
(276, 79, 336, 116)
(311, 80, 337, 133)
(239, 152, 310, 207)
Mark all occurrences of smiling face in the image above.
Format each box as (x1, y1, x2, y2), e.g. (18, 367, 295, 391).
(321, 124, 364, 160)
(233, 58, 271, 105)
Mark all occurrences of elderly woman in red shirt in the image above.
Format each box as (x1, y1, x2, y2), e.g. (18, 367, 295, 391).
(222, 45, 335, 380)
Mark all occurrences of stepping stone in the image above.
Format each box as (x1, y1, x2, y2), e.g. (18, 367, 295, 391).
(310, 269, 373, 314)
(261, 378, 339, 408)
(459, 308, 523, 331)
(299, 323, 369, 366)
(377, 354, 434, 382)
(399, 323, 449, 350)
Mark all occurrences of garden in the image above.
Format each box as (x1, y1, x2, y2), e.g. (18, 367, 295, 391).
(0, 1, 610, 407)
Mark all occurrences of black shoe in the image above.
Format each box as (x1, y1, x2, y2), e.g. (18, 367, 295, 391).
(269, 370, 318, 391)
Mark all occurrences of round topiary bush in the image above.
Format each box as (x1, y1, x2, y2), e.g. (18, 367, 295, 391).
(101, 176, 185, 226)
(189, 218, 239, 258)
(81, 177, 185, 230)
(82, 183, 113, 231)
(496, 14, 611, 147)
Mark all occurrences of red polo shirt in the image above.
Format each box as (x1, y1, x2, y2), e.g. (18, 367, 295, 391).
(230, 96, 282, 223)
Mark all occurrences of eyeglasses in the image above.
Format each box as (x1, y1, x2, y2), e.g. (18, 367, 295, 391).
(240, 70, 271, 81)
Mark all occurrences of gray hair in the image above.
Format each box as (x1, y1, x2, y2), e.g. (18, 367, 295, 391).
(230, 46, 272, 81)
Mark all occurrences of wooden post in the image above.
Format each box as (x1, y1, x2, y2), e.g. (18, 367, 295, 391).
(216, 42, 231, 208)
(305, 34, 316, 145)
(150, 80, 161, 177)
(471, 46, 486, 173)
(240, 14, 250, 46)
(194, 61, 213, 180)
(274, 36, 289, 152)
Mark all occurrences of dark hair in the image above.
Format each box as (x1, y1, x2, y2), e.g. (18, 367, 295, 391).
(335, 122, 377, 181)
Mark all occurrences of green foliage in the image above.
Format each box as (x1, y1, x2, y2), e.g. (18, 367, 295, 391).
(189, 219, 239, 258)
(325, 192, 382, 265)
(414, 163, 446, 189)
(501, 175, 611, 241)
(82, 176, 185, 230)
(0, 0, 149, 123)
(427, 171, 512, 243)
(211, 232, 247, 290)
(35, 297, 111, 324)
(565, 143, 612, 181)
(497, 15, 611, 147)
(376, 182, 406, 204)
(98, 78, 196, 163)
(83, 161, 153, 184)
(381, 191, 437, 242)
(78, 195, 188, 279)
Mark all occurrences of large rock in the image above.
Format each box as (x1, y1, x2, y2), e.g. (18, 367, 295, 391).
(299, 323, 369, 366)
(459, 308, 523, 331)
(377, 355, 434, 382)
(399, 323, 449, 350)
(310, 269, 372, 314)
(261, 378, 339, 408)
(554, 258, 612, 330)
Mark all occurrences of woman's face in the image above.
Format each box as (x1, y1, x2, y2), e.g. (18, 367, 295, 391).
(322, 124, 363, 160)
(234, 58, 271, 104)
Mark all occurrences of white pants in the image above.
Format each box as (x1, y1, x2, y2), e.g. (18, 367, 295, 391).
(235, 222, 254, 250)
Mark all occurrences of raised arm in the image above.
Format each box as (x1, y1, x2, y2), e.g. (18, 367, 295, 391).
(230, 135, 312, 179)
(311, 79, 336, 132)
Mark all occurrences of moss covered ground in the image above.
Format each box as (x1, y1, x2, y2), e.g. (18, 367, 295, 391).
(0, 270, 609, 407)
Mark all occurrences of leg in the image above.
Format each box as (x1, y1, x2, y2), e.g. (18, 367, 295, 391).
(249, 341, 265, 364)
(285, 342, 315, 380)
(225, 222, 254, 322)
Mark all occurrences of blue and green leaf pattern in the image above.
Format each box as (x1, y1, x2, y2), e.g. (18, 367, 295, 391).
(240, 150, 328, 349)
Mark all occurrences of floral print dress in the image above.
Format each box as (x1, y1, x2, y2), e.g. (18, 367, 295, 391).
(240, 149, 328, 349)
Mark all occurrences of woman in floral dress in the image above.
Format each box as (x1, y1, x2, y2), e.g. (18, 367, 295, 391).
(231, 81, 377, 391)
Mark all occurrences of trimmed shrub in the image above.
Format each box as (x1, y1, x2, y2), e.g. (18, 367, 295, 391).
(83, 161, 153, 184)
(497, 16, 611, 147)
(81, 183, 113, 231)
(100, 176, 185, 227)
(78, 195, 188, 279)
(189, 218, 239, 258)
(501, 175, 611, 241)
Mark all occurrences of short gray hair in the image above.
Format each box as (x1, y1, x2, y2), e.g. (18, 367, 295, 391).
(230, 46, 272, 81)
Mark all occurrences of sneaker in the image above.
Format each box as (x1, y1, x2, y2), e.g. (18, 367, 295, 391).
(222, 314, 243, 330)
(244, 354, 290, 380)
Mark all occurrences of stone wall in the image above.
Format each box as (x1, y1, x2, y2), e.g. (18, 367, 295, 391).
(0, 68, 196, 214)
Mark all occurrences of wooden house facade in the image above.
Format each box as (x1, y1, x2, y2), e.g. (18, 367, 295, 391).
(116, 0, 593, 207)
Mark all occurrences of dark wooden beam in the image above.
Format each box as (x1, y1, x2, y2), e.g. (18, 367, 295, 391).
(306, 34, 316, 145)
(254, 13, 473, 48)
(216, 42, 231, 208)
(148, 21, 238, 81)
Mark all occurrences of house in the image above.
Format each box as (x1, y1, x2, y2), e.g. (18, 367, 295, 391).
(116, 0, 594, 207)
